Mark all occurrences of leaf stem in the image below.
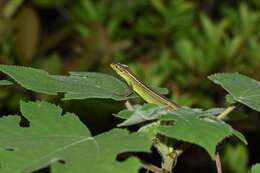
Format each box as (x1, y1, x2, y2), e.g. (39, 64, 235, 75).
(144, 106, 236, 173)
(142, 161, 163, 173)
(215, 151, 222, 173)
(217, 106, 235, 120)
(214, 106, 236, 173)
(125, 101, 134, 111)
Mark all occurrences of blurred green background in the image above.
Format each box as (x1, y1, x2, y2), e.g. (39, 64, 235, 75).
(1, 0, 260, 172)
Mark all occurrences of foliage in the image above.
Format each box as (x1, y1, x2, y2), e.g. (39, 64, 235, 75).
(222, 144, 250, 173)
(1, 1, 260, 107)
(209, 73, 260, 112)
(0, 65, 167, 101)
(1, 0, 260, 172)
(116, 104, 246, 158)
(0, 101, 152, 173)
(252, 164, 260, 173)
(158, 107, 246, 158)
(0, 64, 129, 100)
(1, 64, 260, 172)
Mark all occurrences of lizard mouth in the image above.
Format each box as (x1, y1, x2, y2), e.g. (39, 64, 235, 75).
(110, 63, 124, 73)
(110, 63, 117, 70)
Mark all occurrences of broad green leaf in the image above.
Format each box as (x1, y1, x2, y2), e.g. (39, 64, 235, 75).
(158, 107, 247, 159)
(0, 101, 93, 173)
(0, 101, 152, 173)
(52, 129, 151, 173)
(0, 65, 126, 100)
(252, 164, 260, 173)
(0, 65, 167, 101)
(209, 73, 260, 112)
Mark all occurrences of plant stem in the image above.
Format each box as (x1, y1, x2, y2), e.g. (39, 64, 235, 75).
(214, 106, 236, 173)
(125, 100, 134, 110)
(142, 161, 163, 173)
(215, 152, 222, 173)
(217, 106, 236, 120)
(144, 106, 236, 173)
(154, 140, 176, 173)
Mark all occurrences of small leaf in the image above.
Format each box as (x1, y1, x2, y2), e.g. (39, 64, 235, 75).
(158, 107, 247, 159)
(225, 94, 236, 104)
(0, 79, 13, 85)
(252, 164, 260, 173)
(0, 101, 152, 173)
(202, 107, 226, 115)
(222, 144, 249, 173)
(150, 86, 168, 95)
(115, 103, 167, 127)
(209, 73, 260, 112)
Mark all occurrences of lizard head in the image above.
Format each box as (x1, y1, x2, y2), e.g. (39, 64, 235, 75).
(110, 63, 133, 85)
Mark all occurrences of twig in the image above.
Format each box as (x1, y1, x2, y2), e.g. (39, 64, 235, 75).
(217, 106, 236, 120)
(144, 104, 236, 173)
(142, 162, 163, 173)
(215, 152, 222, 173)
(125, 101, 134, 110)
(154, 141, 177, 173)
(214, 106, 236, 173)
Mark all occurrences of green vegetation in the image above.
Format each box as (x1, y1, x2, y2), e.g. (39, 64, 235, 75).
(0, 65, 260, 173)
(1, 0, 260, 173)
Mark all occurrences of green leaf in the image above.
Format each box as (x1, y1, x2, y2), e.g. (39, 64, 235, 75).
(158, 107, 247, 159)
(150, 86, 168, 95)
(0, 101, 152, 173)
(222, 144, 249, 173)
(225, 94, 236, 104)
(0, 79, 13, 85)
(252, 164, 260, 173)
(115, 104, 225, 127)
(0, 65, 168, 101)
(209, 73, 260, 112)
(0, 65, 127, 100)
(114, 104, 246, 159)
(52, 129, 151, 173)
(115, 104, 167, 127)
